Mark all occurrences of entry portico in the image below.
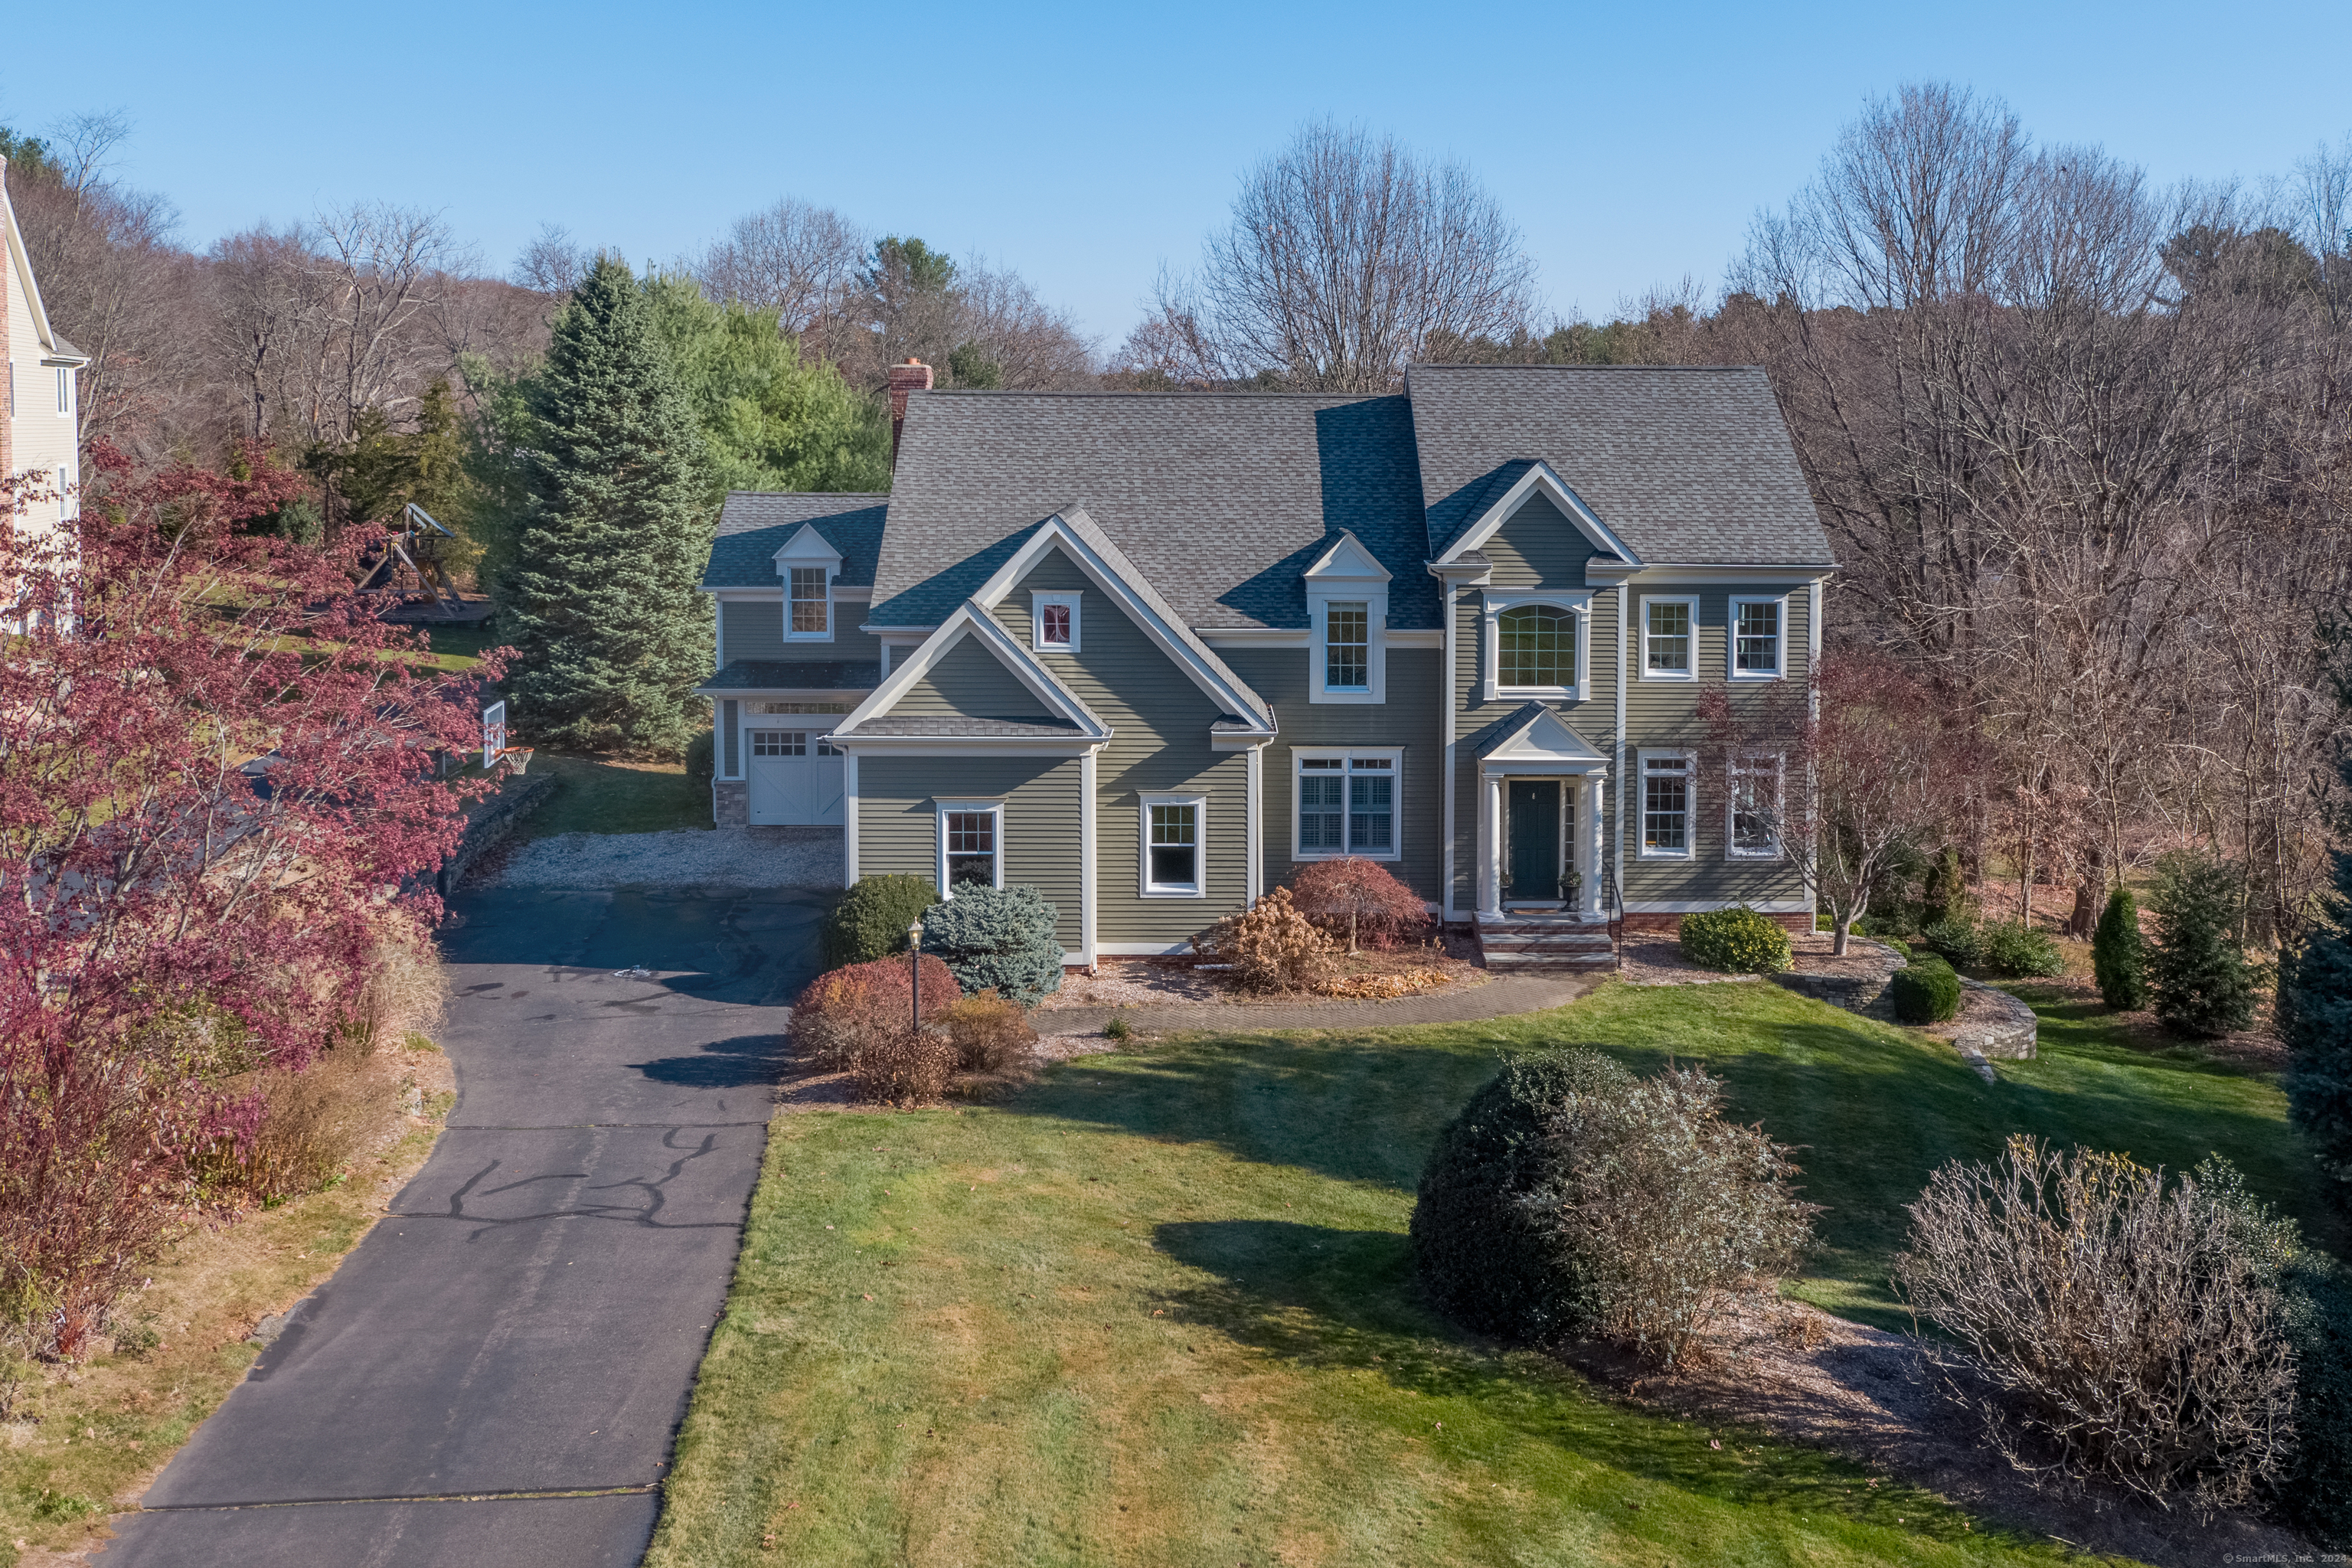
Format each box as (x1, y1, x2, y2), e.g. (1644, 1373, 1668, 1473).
(1474, 703, 1609, 920)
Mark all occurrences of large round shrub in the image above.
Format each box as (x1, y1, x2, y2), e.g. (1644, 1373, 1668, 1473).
(1890, 956, 1962, 1024)
(1410, 1049, 1632, 1343)
(1678, 906, 1792, 974)
(793, 953, 959, 1068)
(1920, 915, 1984, 968)
(1980, 920, 2066, 978)
(920, 884, 1065, 1004)
(822, 874, 940, 969)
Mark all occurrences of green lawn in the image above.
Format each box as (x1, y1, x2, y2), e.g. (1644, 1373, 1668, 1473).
(517, 753, 711, 838)
(397, 619, 505, 674)
(643, 973, 2318, 1567)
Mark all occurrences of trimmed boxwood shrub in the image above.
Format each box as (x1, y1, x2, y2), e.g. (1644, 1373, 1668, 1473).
(1678, 906, 1793, 974)
(1410, 1048, 1633, 1343)
(1890, 956, 1962, 1024)
(822, 874, 940, 969)
(920, 884, 1065, 1004)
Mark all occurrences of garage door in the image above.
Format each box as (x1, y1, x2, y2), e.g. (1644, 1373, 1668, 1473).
(746, 730, 845, 825)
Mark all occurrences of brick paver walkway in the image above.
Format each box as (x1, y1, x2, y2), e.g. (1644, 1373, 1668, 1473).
(1038, 972, 1596, 1035)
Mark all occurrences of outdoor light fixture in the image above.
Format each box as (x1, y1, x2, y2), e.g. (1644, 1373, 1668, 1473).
(908, 922, 925, 1032)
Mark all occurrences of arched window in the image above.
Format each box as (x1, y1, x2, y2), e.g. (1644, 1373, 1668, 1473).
(1498, 604, 1575, 689)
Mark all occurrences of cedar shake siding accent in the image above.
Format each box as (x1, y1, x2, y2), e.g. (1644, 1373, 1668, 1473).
(719, 599, 885, 666)
(991, 545, 1250, 947)
(853, 756, 1086, 950)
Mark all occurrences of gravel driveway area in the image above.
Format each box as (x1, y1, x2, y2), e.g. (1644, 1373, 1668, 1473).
(492, 827, 843, 890)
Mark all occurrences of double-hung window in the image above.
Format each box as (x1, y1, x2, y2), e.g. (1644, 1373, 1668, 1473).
(788, 567, 831, 637)
(1729, 596, 1784, 678)
(1640, 752, 1693, 858)
(1642, 597, 1696, 678)
(1324, 602, 1370, 691)
(1728, 755, 1783, 858)
(1295, 750, 1400, 860)
(1141, 795, 1204, 896)
(938, 802, 1001, 892)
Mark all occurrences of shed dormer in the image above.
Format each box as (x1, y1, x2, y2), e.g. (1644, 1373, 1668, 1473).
(774, 522, 844, 640)
(1302, 529, 1393, 704)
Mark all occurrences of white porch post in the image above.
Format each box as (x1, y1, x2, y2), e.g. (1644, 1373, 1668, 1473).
(1481, 773, 1504, 916)
(1586, 772, 1606, 918)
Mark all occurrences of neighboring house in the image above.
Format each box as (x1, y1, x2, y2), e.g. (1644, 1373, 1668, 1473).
(694, 364, 1836, 969)
(2, 156, 88, 536)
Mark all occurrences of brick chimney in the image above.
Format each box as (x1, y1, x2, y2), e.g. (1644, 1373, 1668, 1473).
(887, 358, 933, 464)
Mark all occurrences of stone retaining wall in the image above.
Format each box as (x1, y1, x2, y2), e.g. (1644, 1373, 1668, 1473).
(439, 772, 558, 895)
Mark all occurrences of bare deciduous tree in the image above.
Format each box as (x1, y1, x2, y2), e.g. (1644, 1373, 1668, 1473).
(693, 198, 867, 336)
(1152, 119, 1535, 391)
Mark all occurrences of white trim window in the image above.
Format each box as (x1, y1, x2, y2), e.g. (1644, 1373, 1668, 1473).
(787, 566, 833, 639)
(1325, 602, 1370, 691)
(1031, 590, 1081, 652)
(1728, 595, 1785, 679)
(58, 367, 74, 416)
(1294, 750, 1400, 861)
(1727, 754, 1784, 859)
(750, 728, 840, 759)
(1638, 750, 1694, 859)
(1641, 596, 1697, 680)
(1482, 592, 1591, 701)
(1140, 795, 1206, 896)
(936, 800, 1004, 893)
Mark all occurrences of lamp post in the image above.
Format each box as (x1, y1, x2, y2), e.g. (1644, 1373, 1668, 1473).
(908, 921, 925, 1034)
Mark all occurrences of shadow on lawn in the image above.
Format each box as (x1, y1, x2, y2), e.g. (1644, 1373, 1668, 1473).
(1148, 1215, 1995, 1547)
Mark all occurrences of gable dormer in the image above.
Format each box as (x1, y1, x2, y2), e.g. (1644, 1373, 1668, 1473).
(1302, 529, 1393, 704)
(773, 522, 844, 641)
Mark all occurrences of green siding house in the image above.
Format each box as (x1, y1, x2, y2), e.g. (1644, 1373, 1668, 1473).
(694, 365, 1836, 967)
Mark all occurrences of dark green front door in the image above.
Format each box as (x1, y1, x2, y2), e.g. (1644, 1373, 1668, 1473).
(1507, 779, 1560, 903)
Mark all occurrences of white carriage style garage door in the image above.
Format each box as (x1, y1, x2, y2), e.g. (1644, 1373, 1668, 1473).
(746, 729, 845, 825)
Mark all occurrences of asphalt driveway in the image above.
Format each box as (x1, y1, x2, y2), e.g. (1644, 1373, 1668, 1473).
(100, 887, 825, 1568)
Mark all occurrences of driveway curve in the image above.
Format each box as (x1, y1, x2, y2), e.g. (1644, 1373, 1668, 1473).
(99, 887, 825, 1568)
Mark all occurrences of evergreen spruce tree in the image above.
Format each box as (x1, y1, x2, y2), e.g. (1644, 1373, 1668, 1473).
(2145, 852, 2259, 1037)
(2282, 718, 2352, 1217)
(2092, 885, 2148, 1011)
(496, 256, 714, 754)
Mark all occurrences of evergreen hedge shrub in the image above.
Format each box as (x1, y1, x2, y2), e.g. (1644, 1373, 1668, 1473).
(1890, 956, 1962, 1024)
(2093, 887, 2149, 1011)
(1980, 920, 2066, 978)
(1918, 846, 1969, 926)
(1678, 906, 1793, 974)
(2274, 1253, 2352, 1547)
(822, 874, 940, 969)
(920, 884, 1065, 1004)
(2148, 852, 2259, 1037)
(685, 728, 714, 788)
(1410, 1049, 1634, 1343)
(1921, 916, 1984, 968)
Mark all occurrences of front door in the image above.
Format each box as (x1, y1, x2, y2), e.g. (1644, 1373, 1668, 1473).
(1506, 779, 1561, 904)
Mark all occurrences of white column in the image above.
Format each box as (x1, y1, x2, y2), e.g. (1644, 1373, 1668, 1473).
(1245, 743, 1263, 906)
(1586, 773, 1606, 918)
(841, 753, 860, 886)
(1481, 773, 1504, 916)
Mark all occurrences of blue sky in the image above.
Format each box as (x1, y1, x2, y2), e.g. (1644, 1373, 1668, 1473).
(6, 1, 2347, 347)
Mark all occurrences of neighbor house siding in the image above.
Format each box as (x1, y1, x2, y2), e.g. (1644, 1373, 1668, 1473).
(852, 754, 1086, 951)
(720, 597, 884, 665)
(1448, 493, 1622, 912)
(988, 547, 1247, 947)
(891, 634, 1053, 719)
(1618, 580, 1812, 909)
(1220, 646, 1444, 906)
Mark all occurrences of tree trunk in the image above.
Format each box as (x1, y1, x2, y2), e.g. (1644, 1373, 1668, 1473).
(1830, 905, 1849, 956)
(2067, 839, 2105, 940)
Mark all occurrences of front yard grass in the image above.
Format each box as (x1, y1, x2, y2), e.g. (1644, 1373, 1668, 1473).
(645, 972, 2322, 1566)
(521, 753, 711, 838)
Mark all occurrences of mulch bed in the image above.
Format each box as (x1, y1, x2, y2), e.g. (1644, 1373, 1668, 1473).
(1037, 942, 1487, 1014)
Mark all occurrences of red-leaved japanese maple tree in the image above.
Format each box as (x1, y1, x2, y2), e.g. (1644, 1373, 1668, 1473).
(1697, 652, 1979, 956)
(0, 446, 505, 1357)
(1289, 856, 1429, 952)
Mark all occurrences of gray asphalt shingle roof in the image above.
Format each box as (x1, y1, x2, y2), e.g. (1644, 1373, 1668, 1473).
(1407, 366, 1834, 566)
(701, 492, 889, 589)
(847, 716, 1085, 737)
(871, 392, 1434, 630)
(696, 660, 880, 693)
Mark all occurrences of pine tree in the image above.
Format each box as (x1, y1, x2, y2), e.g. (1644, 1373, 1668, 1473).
(495, 257, 714, 755)
(2092, 885, 2148, 1011)
(2145, 852, 2259, 1037)
(2282, 727, 2352, 1217)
